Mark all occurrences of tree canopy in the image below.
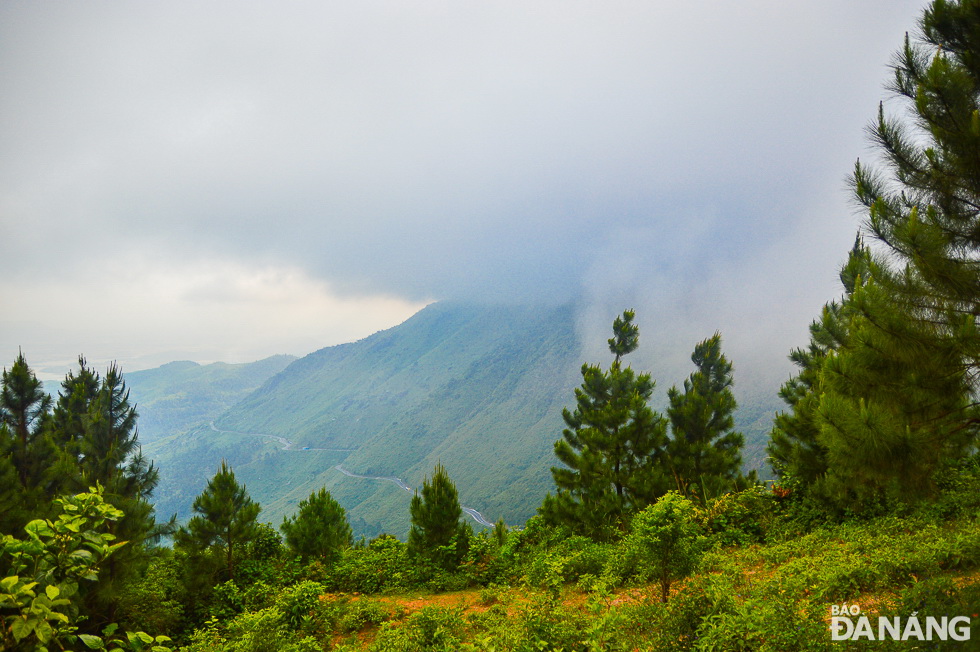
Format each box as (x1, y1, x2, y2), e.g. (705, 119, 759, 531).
(540, 310, 669, 539)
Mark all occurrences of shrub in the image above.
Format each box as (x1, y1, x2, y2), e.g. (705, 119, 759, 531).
(625, 492, 706, 602)
(339, 598, 395, 633)
(275, 580, 326, 630)
(371, 606, 465, 652)
(701, 485, 776, 546)
(326, 537, 415, 593)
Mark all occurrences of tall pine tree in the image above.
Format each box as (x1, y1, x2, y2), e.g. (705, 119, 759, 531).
(540, 310, 669, 539)
(666, 334, 744, 502)
(780, 0, 980, 503)
(0, 352, 56, 532)
(176, 461, 261, 582)
(0, 352, 52, 490)
(768, 238, 868, 492)
(407, 462, 468, 569)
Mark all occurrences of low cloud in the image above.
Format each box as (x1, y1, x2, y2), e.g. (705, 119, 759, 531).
(0, 1, 925, 376)
(1, 255, 425, 379)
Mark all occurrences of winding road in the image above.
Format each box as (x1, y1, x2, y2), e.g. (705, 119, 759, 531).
(208, 422, 356, 451)
(333, 464, 495, 528)
(207, 422, 494, 527)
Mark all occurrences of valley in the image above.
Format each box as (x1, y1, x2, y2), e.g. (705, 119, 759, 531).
(134, 301, 783, 540)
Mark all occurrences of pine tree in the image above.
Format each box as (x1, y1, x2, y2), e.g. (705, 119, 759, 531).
(0, 352, 56, 533)
(281, 487, 352, 563)
(49, 357, 100, 463)
(666, 334, 743, 502)
(0, 423, 24, 535)
(0, 352, 52, 489)
(816, 264, 972, 502)
(852, 1, 980, 426)
(44, 357, 102, 499)
(767, 239, 867, 490)
(78, 364, 140, 488)
(540, 310, 669, 539)
(854, 0, 980, 331)
(407, 462, 468, 569)
(55, 362, 163, 623)
(800, 0, 980, 501)
(176, 461, 261, 581)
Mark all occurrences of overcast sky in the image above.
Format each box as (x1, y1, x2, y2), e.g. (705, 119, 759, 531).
(1, 1, 926, 383)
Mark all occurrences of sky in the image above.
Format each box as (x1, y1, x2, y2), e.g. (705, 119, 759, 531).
(0, 1, 927, 384)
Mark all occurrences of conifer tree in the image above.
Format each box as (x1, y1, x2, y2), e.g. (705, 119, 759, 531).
(792, 0, 980, 501)
(666, 334, 743, 502)
(768, 239, 867, 490)
(176, 461, 261, 581)
(540, 310, 669, 539)
(407, 462, 468, 569)
(46, 357, 102, 498)
(0, 424, 24, 535)
(79, 364, 159, 522)
(0, 352, 56, 533)
(281, 487, 352, 563)
(854, 0, 980, 334)
(50, 356, 101, 450)
(816, 264, 973, 501)
(61, 362, 164, 622)
(0, 352, 52, 490)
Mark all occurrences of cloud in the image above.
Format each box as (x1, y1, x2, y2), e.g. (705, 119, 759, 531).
(0, 255, 426, 378)
(0, 0, 926, 374)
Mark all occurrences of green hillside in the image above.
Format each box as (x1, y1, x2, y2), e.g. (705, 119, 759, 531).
(126, 354, 295, 443)
(144, 302, 783, 540)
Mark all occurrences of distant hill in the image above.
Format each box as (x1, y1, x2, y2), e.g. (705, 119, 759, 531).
(126, 355, 296, 443)
(142, 302, 783, 540)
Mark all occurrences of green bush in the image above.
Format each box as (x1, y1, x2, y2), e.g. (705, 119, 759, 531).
(326, 536, 414, 593)
(183, 607, 320, 652)
(275, 580, 326, 630)
(339, 598, 395, 633)
(458, 530, 509, 587)
(117, 550, 187, 637)
(701, 485, 776, 547)
(624, 492, 706, 602)
(371, 606, 465, 651)
(522, 535, 611, 595)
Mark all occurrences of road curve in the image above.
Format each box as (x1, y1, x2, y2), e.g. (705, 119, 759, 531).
(208, 422, 356, 452)
(205, 422, 494, 527)
(334, 464, 494, 528)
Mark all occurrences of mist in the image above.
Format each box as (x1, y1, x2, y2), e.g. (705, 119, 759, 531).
(0, 1, 925, 379)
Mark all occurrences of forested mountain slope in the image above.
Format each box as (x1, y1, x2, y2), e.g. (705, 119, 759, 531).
(126, 355, 296, 443)
(144, 302, 780, 539)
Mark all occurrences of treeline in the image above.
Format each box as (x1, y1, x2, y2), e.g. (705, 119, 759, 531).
(540, 311, 753, 541)
(0, 355, 165, 641)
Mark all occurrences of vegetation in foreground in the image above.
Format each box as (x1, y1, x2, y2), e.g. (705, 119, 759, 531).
(15, 470, 977, 651)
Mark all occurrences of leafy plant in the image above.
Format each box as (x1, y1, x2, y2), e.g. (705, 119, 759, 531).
(625, 492, 705, 602)
(0, 487, 171, 651)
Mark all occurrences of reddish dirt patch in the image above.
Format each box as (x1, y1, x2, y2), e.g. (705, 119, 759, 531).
(376, 588, 489, 616)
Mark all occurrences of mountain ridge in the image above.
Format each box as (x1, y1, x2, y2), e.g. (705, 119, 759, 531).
(141, 302, 782, 539)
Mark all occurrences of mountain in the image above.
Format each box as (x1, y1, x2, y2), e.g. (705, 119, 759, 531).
(125, 355, 296, 443)
(142, 302, 783, 540)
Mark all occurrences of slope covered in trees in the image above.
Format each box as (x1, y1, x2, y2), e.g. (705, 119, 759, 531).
(144, 302, 780, 539)
(124, 355, 295, 444)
